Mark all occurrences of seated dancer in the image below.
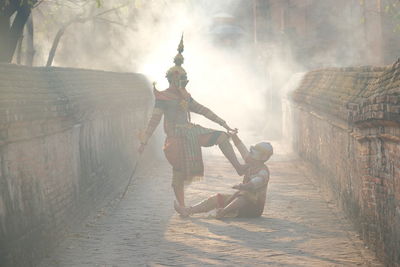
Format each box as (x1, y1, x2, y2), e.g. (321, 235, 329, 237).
(174, 133, 273, 218)
(138, 36, 246, 208)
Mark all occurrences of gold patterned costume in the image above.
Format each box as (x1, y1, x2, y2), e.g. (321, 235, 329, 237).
(141, 36, 243, 189)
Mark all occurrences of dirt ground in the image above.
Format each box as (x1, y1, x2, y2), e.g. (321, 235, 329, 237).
(40, 151, 382, 266)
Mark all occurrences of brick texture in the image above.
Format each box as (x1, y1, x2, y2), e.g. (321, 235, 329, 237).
(0, 63, 153, 266)
(291, 59, 400, 266)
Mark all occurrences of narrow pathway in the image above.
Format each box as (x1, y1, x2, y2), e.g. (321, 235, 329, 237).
(40, 153, 382, 266)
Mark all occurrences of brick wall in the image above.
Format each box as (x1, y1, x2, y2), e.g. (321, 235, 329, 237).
(0, 64, 153, 266)
(291, 59, 400, 266)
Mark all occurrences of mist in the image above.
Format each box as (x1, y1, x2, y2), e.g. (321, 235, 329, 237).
(3, 2, 398, 265)
(128, 0, 300, 144)
(28, 0, 399, 147)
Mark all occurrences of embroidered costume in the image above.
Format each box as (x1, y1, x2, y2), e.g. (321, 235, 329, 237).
(212, 139, 270, 217)
(216, 166, 269, 217)
(143, 87, 227, 186)
(174, 137, 273, 218)
(141, 36, 244, 191)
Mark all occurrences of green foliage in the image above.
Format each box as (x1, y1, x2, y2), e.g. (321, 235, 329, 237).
(95, 0, 102, 8)
(358, 0, 400, 32)
(384, 1, 400, 32)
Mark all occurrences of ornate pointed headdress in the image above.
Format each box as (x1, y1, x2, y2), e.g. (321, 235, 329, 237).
(166, 34, 187, 83)
(174, 34, 184, 66)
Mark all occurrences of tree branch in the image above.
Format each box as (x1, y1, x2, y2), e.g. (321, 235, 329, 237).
(33, 0, 46, 8)
(45, 3, 130, 67)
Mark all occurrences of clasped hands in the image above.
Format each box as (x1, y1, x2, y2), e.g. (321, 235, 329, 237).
(222, 122, 238, 135)
(232, 183, 243, 190)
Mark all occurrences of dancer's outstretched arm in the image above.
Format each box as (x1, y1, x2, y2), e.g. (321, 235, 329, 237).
(189, 97, 234, 131)
(230, 133, 249, 161)
(138, 106, 163, 153)
(189, 97, 246, 175)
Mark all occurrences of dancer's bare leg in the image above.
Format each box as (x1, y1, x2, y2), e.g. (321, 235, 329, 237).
(199, 132, 246, 175)
(173, 183, 185, 207)
(175, 195, 219, 217)
(217, 133, 247, 175)
(216, 196, 247, 219)
(190, 195, 219, 214)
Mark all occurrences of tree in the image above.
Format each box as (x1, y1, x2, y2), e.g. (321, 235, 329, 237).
(45, 3, 129, 67)
(384, 0, 400, 31)
(0, 0, 38, 62)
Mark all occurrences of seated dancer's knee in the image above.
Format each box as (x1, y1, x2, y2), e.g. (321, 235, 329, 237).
(206, 194, 227, 208)
(216, 193, 227, 208)
(200, 195, 219, 209)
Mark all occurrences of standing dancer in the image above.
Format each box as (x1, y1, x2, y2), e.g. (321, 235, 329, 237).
(138, 36, 246, 208)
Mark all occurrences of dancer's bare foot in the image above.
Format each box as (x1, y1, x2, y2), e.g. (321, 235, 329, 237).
(174, 201, 190, 217)
(215, 208, 225, 219)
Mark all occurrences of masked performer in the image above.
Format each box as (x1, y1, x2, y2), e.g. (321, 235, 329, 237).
(174, 133, 273, 219)
(138, 36, 246, 208)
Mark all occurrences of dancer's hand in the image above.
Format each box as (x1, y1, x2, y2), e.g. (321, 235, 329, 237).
(228, 128, 238, 135)
(232, 183, 243, 190)
(228, 130, 240, 144)
(222, 122, 237, 133)
(138, 143, 146, 154)
(137, 130, 146, 154)
(215, 208, 225, 219)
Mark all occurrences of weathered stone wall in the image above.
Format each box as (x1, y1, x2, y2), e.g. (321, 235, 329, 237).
(291, 59, 400, 266)
(0, 64, 153, 266)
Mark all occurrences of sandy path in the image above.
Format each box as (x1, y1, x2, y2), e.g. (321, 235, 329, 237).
(40, 154, 381, 266)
